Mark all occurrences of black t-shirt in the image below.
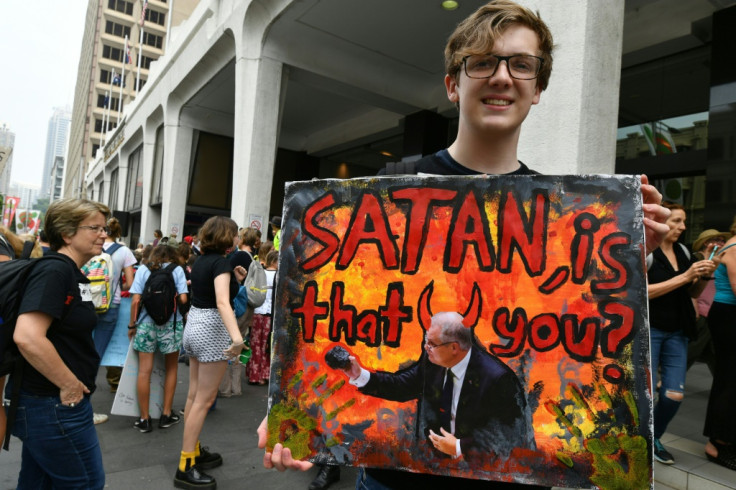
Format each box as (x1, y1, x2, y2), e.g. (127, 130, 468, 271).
(190, 253, 239, 308)
(17, 252, 100, 395)
(368, 150, 547, 489)
(0, 232, 15, 259)
(647, 244, 697, 338)
(229, 250, 253, 275)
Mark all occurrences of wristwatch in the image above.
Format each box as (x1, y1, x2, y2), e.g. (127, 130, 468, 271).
(128, 324, 137, 329)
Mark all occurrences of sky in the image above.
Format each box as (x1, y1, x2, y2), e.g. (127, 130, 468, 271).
(0, 1, 88, 187)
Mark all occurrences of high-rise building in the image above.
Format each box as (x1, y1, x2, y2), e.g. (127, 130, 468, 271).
(42, 107, 71, 199)
(50, 155, 65, 202)
(0, 123, 15, 196)
(65, 0, 199, 199)
(8, 182, 40, 211)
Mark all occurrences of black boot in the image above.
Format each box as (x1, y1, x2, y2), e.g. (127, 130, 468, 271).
(308, 464, 340, 490)
(174, 466, 216, 490)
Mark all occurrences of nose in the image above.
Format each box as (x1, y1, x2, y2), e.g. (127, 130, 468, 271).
(488, 59, 513, 85)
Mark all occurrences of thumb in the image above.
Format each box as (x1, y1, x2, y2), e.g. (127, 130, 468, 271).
(82, 384, 91, 394)
(439, 427, 450, 437)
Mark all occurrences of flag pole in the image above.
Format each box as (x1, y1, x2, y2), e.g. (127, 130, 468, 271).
(111, 67, 118, 126)
(102, 89, 110, 146)
(120, 37, 127, 122)
(136, 1, 147, 93)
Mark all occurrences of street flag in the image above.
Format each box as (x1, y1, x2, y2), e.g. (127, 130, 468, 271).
(125, 45, 132, 64)
(15, 209, 41, 235)
(112, 74, 121, 86)
(104, 93, 110, 107)
(0, 146, 12, 177)
(640, 123, 677, 156)
(2, 196, 20, 228)
(140, 0, 148, 26)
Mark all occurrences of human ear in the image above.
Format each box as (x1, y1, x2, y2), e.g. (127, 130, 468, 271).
(445, 74, 459, 103)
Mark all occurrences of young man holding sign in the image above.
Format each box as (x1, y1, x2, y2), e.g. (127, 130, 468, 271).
(259, 1, 669, 488)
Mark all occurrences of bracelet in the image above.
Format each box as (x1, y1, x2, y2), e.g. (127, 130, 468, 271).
(230, 340, 245, 347)
(128, 325, 137, 329)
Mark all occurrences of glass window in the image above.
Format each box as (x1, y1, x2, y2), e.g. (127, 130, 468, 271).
(616, 112, 709, 161)
(187, 132, 233, 210)
(125, 145, 144, 211)
(109, 168, 119, 210)
(102, 45, 123, 62)
(150, 125, 165, 205)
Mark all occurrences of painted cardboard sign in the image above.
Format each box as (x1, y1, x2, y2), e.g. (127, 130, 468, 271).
(267, 175, 652, 489)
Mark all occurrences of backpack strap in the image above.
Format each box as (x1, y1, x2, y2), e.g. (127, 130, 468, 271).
(106, 242, 123, 257)
(20, 240, 34, 259)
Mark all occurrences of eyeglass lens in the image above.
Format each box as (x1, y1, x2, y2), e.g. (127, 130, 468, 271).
(465, 54, 541, 80)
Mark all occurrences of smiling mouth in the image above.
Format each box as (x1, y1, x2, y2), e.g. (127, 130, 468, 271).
(483, 98, 511, 106)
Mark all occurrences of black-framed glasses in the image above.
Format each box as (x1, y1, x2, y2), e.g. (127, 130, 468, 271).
(424, 340, 456, 351)
(78, 225, 110, 235)
(463, 54, 543, 80)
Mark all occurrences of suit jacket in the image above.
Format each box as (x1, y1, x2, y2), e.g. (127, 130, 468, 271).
(359, 345, 534, 461)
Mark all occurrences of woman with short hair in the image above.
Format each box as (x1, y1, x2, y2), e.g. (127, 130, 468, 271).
(174, 216, 247, 489)
(8, 198, 110, 488)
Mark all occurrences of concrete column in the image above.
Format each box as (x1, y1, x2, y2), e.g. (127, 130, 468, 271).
(158, 115, 193, 240)
(138, 129, 158, 244)
(231, 55, 284, 231)
(519, 0, 625, 174)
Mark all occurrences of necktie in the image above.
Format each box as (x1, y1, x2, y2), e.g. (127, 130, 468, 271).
(439, 368, 454, 432)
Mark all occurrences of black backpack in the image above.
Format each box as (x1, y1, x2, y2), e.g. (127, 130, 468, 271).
(0, 250, 68, 450)
(141, 263, 179, 325)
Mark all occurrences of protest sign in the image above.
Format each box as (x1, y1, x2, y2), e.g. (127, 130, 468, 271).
(267, 174, 652, 488)
(111, 341, 165, 418)
(100, 297, 132, 367)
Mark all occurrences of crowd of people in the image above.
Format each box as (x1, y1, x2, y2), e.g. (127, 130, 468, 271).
(0, 212, 281, 489)
(1, 1, 735, 489)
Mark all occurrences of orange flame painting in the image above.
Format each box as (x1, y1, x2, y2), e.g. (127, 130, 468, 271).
(267, 174, 653, 489)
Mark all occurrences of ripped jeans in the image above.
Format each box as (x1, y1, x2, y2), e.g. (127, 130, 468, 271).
(650, 327, 688, 439)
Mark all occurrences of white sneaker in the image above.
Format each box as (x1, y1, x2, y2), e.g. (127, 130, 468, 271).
(93, 413, 109, 425)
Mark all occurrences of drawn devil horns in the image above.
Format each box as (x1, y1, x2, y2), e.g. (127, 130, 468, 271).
(417, 281, 483, 331)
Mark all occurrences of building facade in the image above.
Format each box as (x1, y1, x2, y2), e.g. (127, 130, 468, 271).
(8, 182, 41, 211)
(42, 107, 72, 200)
(0, 123, 15, 196)
(82, 0, 736, 248)
(50, 155, 65, 202)
(65, 0, 199, 199)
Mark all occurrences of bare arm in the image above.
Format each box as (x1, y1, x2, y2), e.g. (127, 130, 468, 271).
(13, 312, 89, 405)
(128, 294, 141, 340)
(121, 265, 135, 292)
(214, 272, 244, 358)
(648, 259, 715, 299)
(719, 240, 736, 295)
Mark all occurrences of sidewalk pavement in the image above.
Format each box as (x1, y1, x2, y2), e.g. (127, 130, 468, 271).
(0, 365, 357, 490)
(3, 362, 730, 489)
